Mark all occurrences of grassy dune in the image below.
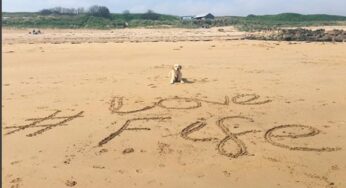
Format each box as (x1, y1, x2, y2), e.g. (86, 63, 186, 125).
(2, 12, 346, 30)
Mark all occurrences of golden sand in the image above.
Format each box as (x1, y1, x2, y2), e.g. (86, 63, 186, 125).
(2, 27, 346, 188)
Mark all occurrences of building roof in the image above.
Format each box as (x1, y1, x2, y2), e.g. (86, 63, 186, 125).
(194, 13, 214, 18)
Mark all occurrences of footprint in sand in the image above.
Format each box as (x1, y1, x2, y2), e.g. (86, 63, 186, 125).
(331, 165, 339, 171)
(95, 148, 108, 156)
(63, 157, 73, 165)
(223, 171, 231, 177)
(65, 179, 77, 187)
(10, 177, 22, 188)
(200, 78, 209, 83)
(157, 142, 173, 155)
(122, 148, 134, 154)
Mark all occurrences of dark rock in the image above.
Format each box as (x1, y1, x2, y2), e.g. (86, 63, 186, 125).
(245, 28, 346, 42)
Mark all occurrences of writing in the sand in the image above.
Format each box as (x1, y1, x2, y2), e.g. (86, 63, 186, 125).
(4, 110, 84, 137)
(5, 93, 341, 159)
(108, 94, 272, 114)
(182, 117, 341, 159)
(99, 94, 341, 158)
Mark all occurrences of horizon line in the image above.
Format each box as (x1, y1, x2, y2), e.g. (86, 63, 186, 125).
(3, 11, 346, 17)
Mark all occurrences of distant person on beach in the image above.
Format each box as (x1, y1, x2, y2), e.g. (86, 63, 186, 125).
(30, 29, 41, 35)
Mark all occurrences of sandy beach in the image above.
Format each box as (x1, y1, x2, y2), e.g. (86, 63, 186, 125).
(2, 27, 346, 188)
(2, 27, 244, 44)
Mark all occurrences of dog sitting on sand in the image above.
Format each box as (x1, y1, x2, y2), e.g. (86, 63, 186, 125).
(170, 64, 184, 84)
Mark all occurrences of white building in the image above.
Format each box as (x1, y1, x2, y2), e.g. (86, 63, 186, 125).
(181, 16, 194, 21)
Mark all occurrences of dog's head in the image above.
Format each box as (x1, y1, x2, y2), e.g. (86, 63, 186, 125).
(173, 64, 182, 71)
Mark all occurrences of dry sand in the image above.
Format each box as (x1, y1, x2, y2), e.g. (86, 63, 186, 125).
(2, 27, 244, 44)
(2, 27, 346, 188)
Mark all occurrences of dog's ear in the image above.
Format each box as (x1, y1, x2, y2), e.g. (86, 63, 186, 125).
(179, 65, 182, 70)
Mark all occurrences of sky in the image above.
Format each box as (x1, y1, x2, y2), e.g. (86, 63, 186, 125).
(3, 0, 346, 16)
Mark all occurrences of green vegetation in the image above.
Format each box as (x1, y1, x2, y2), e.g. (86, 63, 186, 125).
(2, 11, 181, 29)
(233, 13, 346, 31)
(2, 11, 346, 30)
(88, 5, 111, 18)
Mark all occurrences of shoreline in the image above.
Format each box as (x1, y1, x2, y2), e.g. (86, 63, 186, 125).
(3, 26, 346, 45)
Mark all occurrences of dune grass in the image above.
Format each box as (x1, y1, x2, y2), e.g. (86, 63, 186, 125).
(2, 12, 346, 30)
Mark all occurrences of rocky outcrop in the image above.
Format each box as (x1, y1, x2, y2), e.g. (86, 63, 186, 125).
(246, 28, 346, 42)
